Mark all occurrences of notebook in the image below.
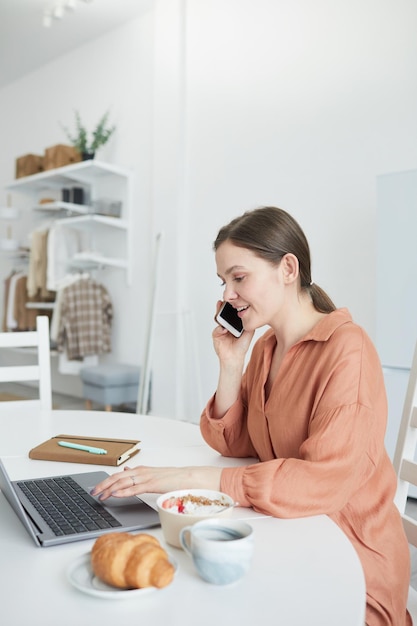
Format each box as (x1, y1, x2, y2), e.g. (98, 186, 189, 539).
(0, 459, 160, 547)
(29, 434, 141, 466)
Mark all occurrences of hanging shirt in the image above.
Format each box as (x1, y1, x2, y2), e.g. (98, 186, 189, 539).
(46, 223, 90, 292)
(50, 273, 86, 343)
(13, 274, 41, 331)
(57, 277, 113, 360)
(201, 308, 411, 626)
(6, 271, 24, 329)
(27, 228, 52, 299)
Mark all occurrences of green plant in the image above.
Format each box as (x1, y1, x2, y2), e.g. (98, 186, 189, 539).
(62, 110, 116, 155)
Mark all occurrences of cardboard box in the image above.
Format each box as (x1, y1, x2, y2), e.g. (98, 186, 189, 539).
(15, 154, 44, 178)
(43, 144, 82, 170)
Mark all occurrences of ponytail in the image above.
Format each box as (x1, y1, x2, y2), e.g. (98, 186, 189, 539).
(307, 283, 336, 314)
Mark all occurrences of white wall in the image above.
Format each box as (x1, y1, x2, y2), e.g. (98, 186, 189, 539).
(1, 0, 416, 421)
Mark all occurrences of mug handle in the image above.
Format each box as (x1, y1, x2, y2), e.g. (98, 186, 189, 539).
(179, 525, 193, 554)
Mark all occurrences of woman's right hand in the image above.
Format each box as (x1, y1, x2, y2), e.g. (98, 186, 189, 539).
(211, 302, 254, 418)
(212, 301, 254, 362)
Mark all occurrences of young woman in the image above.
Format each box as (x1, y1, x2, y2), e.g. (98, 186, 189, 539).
(92, 206, 411, 626)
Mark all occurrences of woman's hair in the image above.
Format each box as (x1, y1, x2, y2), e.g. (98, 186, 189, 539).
(213, 206, 336, 314)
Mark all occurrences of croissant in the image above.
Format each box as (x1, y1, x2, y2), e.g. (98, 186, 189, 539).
(91, 532, 175, 589)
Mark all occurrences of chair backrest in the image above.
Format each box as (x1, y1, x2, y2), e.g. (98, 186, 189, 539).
(0, 316, 52, 410)
(393, 341, 417, 547)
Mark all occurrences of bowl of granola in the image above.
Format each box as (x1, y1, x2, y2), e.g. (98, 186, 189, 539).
(156, 489, 235, 548)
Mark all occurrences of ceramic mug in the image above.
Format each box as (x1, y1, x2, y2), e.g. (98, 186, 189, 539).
(179, 518, 254, 585)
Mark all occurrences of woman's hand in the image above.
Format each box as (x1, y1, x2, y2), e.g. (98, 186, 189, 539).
(213, 301, 254, 362)
(90, 465, 223, 501)
(211, 301, 254, 419)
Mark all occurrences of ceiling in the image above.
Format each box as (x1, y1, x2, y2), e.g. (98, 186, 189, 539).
(0, 0, 152, 89)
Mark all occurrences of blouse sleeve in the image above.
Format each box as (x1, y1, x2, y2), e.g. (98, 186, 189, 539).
(200, 331, 272, 459)
(220, 402, 383, 511)
(200, 383, 258, 459)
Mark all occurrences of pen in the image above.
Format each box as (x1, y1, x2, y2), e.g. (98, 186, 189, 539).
(58, 441, 108, 455)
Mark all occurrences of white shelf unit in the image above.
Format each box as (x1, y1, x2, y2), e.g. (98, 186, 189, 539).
(6, 160, 133, 284)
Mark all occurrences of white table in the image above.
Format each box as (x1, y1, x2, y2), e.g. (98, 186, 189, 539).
(0, 409, 366, 626)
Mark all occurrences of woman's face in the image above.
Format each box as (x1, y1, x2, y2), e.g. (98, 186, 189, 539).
(215, 241, 287, 332)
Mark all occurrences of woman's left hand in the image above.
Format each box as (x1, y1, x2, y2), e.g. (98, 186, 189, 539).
(90, 465, 222, 501)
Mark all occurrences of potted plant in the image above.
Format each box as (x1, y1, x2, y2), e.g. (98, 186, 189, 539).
(62, 110, 116, 160)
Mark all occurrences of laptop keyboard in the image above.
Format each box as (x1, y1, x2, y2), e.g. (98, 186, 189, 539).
(17, 476, 122, 536)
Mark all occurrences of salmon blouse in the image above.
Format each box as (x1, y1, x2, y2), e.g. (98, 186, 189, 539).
(200, 308, 411, 626)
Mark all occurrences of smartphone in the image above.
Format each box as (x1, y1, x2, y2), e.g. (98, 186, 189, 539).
(216, 302, 244, 338)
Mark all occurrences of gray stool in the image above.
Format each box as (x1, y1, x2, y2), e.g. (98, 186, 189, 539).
(80, 363, 140, 412)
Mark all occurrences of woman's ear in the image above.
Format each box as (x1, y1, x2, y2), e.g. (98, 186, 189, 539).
(281, 253, 299, 284)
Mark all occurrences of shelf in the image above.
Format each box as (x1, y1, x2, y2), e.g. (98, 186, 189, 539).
(69, 252, 128, 271)
(0, 248, 30, 260)
(5, 346, 58, 357)
(33, 201, 91, 215)
(0, 239, 19, 251)
(58, 214, 128, 230)
(6, 160, 132, 192)
(0, 207, 20, 220)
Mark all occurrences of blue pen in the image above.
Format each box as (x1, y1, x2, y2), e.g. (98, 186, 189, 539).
(58, 441, 108, 455)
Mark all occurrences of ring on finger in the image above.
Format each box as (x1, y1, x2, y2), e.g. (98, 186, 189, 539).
(130, 475, 136, 486)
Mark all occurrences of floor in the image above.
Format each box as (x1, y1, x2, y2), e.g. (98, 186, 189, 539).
(0, 381, 136, 412)
(2, 381, 417, 589)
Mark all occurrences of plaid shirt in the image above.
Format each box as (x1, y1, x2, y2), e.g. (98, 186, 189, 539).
(57, 277, 113, 360)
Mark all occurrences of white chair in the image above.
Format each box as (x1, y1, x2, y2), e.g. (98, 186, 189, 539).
(0, 316, 52, 410)
(393, 341, 417, 620)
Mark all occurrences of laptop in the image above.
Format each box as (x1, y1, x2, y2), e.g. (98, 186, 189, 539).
(0, 459, 160, 547)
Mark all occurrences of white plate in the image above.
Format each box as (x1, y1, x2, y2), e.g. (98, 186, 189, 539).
(67, 552, 178, 600)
